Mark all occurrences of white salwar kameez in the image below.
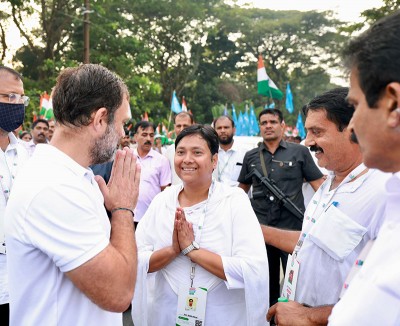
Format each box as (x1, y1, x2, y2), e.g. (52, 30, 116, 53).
(132, 182, 269, 326)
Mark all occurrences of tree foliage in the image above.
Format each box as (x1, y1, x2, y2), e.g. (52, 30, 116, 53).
(343, 0, 400, 33)
(1, 0, 354, 129)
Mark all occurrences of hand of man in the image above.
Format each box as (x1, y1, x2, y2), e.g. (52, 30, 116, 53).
(267, 301, 311, 326)
(96, 147, 141, 212)
(267, 301, 331, 326)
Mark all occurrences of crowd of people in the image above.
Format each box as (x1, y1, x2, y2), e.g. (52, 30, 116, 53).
(0, 9, 400, 326)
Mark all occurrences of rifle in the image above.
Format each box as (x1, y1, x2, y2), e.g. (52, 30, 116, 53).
(246, 168, 304, 222)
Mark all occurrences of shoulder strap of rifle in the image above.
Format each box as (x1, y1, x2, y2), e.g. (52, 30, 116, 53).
(259, 147, 268, 178)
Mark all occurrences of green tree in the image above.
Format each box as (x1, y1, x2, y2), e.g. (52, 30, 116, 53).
(2, 1, 349, 128)
(343, 0, 400, 33)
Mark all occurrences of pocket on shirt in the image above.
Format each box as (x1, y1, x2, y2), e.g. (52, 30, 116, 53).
(307, 205, 367, 261)
(232, 163, 243, 181)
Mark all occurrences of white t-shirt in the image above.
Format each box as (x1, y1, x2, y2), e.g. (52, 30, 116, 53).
(294, 165, 389, 306)
(5, 144, 121, 326)
(328, 172, 400, 325)
(0, 133, 29, 305)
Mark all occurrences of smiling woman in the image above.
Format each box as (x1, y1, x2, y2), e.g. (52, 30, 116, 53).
(174, 125, 218, 192)
(132, 124, 270, 326)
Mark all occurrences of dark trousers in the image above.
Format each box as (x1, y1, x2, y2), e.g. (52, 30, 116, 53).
(266, 244, 288, 306)
(0, 303, 9, 325)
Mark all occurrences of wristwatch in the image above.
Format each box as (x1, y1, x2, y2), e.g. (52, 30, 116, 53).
(181, 241, 200, 255)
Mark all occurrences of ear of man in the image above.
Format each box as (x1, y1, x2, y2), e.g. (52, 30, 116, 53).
(385, 82, 400, 128)
(91, 108, 109, 134)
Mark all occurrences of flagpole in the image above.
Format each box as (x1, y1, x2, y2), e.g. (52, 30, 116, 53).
(167, 110, 172, 133)
(268, 87, 273, 106)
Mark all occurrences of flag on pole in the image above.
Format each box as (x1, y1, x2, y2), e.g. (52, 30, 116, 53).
(143, 112, 149, 121)
(285, 83, 294, 114)
(296, 112, 306, 139)
(237, 111, 244, 136)
(182, 96, 188, 112)
(249, 104, 260, 136)
(231, 104, 238, 127)
(39, 92, 54, 120)
(242, 105, 250, 136)
(171, 90, 182, 114)
(257, 55, 283, 100)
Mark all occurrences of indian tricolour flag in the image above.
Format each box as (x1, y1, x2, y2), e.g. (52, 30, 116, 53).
(257, 55, 283, 100)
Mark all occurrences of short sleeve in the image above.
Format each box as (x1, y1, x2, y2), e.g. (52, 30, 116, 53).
(159, 155, 172, 186)
(25, 184, 110, 273)
(237, 152, 252, 184)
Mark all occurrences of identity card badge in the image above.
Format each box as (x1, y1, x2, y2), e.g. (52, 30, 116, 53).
(281, 253, 300, 300)
(176, 285, 207, 326)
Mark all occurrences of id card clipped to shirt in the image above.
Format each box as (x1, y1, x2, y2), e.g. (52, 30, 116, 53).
(176, 285, 208, 326)
(281, 253, 300, 300)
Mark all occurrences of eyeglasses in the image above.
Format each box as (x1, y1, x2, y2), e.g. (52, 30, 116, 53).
(0, 93, 30, 106)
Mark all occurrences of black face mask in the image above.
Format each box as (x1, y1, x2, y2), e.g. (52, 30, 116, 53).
(0, 102, 25, 132)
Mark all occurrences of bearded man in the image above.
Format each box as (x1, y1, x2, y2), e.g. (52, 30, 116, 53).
(5, 64, 140, 326)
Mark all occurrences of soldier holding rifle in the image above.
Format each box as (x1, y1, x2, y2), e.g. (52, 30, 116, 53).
(238, 108, 324, 307)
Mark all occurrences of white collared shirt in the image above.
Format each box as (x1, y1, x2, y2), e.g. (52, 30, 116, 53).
(329, 172, 400, 325)
(0, 132, 29, 304)
(294, 165, 389, 306)
(213, 141, 246, 187)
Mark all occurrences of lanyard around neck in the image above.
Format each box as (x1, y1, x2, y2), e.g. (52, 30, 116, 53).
(294, 164, 368, 256)
(218, 151, 234, 181)
(189, 180, 215, 286)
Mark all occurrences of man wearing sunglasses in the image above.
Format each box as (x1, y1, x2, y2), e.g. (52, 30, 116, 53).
(0, 66, 29, 325)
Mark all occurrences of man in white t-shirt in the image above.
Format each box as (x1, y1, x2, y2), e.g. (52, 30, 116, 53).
(0, 66, 30, 325)
(265, 88, 388, 326)
(329, 11, 400, 325)
(5, 64, 140, 326)
(212, 115, 246, 187)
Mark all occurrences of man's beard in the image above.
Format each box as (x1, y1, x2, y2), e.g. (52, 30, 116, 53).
(218, 134, 234, 145)
(90, 122, 120, 165)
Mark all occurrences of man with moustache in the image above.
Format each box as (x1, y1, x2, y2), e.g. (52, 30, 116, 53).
(329, 10, 400, 325)
(133, 121, 171, 227)
(212, 115, 246, 187)
(0, 66, 30, 325)
(238, 108, 324, 306)
(119, 128, 134, 149)
(265, 88, 389, 326)
(24, 118, 49, 156)
(5, 64, 140, 326)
